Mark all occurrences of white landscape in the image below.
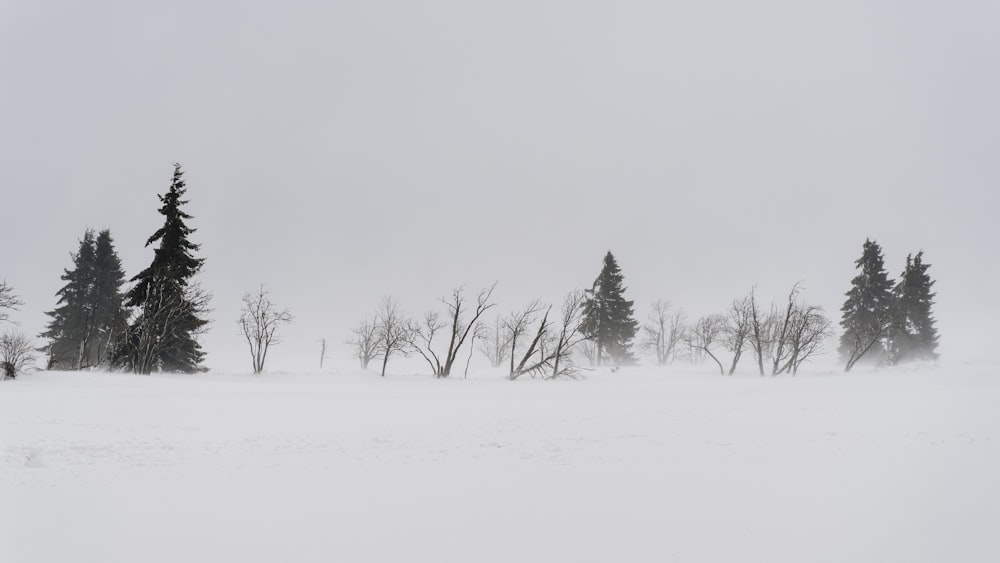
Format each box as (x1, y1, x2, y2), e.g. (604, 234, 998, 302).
(2, 364, 997, 562)
(4, 1, 999, 562)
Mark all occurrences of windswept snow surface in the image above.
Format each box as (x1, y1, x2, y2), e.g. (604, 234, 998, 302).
(2, 366, 998, 562)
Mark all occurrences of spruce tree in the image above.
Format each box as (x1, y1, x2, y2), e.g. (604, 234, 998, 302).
(41, 229, 126, 369)
(839, 239, 894, 371)
(90, 230, 127, 365)
(41, 230, 97, 369)
(122, 164, 208, 374)
(581, 251, 639, 366)
(889, 251, 939, 363)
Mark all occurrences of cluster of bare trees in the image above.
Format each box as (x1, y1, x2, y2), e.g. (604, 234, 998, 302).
(348, 286, 498, 379)
(410, 285, 497, 378)
(0, 281, 36, 380)
(714, 285, 831, 375)
(349, 285, 590, 380)
(637, 284, 832, 376)
(503, 291, 587, 380)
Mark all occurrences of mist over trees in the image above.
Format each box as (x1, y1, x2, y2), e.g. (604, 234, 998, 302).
(348, 319, 380, 370)
(888, 252, 939, 364)
(839, 239, 894, 372)
(22, 167, 940, 380)
(837, 240, 938, 372)
(641, 300, 684, 366)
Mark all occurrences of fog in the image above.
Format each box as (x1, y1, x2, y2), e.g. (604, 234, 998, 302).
(2, 1, 997, 372)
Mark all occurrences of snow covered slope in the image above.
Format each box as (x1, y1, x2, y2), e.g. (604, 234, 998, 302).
(1, 366, 997, 562)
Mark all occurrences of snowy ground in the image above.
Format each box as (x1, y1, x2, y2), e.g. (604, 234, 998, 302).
(2, 365, 998, 562)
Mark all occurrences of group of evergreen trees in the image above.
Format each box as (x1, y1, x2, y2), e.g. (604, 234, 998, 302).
(40, 230, 126, 369)
(839, 239, 938, 370)
(41, 164, 209, 374)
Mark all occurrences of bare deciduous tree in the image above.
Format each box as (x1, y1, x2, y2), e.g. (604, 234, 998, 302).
(725, 296, 752, 375)
(746, 288, 772, 376)
(348, 319, 379, 369)
(1, 331, 36, 380)
(410, 284, 496, 378)
(238, 285, 293, 374)
(504, 300, 544, 376)
(509, 306, 553, 380)
(463, 321, 486, 378)
(785, 305, 832, 375)
(410, 310, 445, 375)
(757, 284, 835, 376)
(642, 300, 685, 365)
(507, 292, 587, 380)
(375, 296, 413, 377)
(0, 281, 22, 325)
(689, 314, 727, 375)
(476, 316, 512, 368)
(549, 290, 587, 379)
(767, 284, 801, 376)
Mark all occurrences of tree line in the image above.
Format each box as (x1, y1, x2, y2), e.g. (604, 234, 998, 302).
(349, 243, 938, 378)
(0, 166, 939, 379)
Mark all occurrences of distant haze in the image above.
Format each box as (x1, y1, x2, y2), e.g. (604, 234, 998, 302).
(2, 1, 997, 371)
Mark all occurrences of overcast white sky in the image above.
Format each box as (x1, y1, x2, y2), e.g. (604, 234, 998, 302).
(2, 0, 998, 372)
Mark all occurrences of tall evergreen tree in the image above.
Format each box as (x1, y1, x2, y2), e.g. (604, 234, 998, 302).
(91, 230, 127, 365)
(888, 251, 939, 363)
(42, 229, 97, 369)
(41, 229, 126, 369)
(581, 251, 638, 366)
(839, 239, 894, 371)
(120, 164, 208, 374)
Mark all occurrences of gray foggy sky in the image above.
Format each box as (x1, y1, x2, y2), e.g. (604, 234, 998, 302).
(2, 0, 998, 371)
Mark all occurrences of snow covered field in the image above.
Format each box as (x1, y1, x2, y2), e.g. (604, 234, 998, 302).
(2, 366, 998, 562)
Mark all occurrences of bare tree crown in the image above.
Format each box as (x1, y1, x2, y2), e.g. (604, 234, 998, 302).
(238, 285, 293, 374)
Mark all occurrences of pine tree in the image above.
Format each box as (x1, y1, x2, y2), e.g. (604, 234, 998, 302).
(581, 251, 639, 366)
(41, 229, 126, 369)
(90, 230, 127, 365)
(839, 239, 894, 371)
(121, 164, 208, 374)
(889, 251, 939, 363)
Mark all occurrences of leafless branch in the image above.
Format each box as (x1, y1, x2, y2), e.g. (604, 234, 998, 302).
(0, 281, 23, 325)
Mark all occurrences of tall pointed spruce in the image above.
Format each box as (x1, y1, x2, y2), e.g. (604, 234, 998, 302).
(41, 229, 126, 370)
(91, 230, 127, 365)
(41, 229, 97, 369)
(581, 251, 638, 366)
(889, 251, 939, 363)
(121, 164, 208, 374)
(839, 239, 893, 371)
